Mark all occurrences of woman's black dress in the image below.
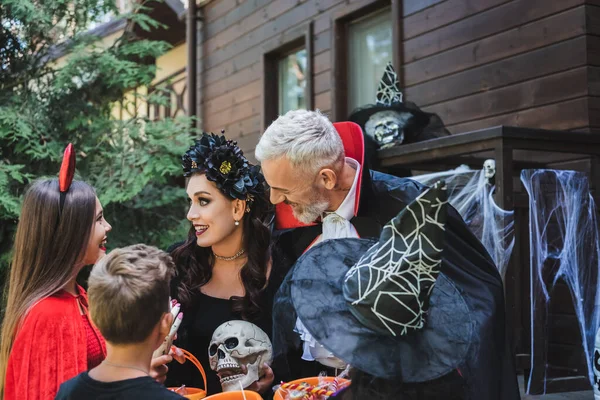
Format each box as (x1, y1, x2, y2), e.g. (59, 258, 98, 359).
(165, 245, 291, 397)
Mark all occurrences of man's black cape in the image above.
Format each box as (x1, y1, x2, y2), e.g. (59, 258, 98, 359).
(272, 164, 520, 400)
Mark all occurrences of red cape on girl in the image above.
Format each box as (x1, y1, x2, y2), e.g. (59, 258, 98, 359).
(4, 286, 106, 400)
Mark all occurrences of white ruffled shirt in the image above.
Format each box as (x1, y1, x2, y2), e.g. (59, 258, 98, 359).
(295, 158, 361, 364)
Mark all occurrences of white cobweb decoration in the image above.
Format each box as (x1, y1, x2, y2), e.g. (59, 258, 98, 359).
(411, 164, 515, 279)
(344, 184, 447, 336)
(521, 169, 600, 394)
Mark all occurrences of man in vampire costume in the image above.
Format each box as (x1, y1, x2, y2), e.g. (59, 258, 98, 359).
(254, 110, 520, 400)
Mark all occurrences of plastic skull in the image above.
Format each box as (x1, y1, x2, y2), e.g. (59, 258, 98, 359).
(208, 320, 273, 392)
(365, 110, 412, 147)
(483, 159, 496, 180)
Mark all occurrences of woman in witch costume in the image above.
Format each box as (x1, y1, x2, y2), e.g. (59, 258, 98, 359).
(167, 132, 292, 396)
(0, 145, 112, 400)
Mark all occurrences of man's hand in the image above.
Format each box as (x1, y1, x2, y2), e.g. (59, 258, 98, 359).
(244, 363, 275, 394)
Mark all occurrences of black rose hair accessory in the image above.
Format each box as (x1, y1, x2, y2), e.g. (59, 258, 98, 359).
(182, 131, 266, 202)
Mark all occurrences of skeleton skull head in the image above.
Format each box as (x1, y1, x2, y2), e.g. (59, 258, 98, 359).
(483, 159, 496, 180)
(364, 110, 413, 147)
(208, 320, 273, 392)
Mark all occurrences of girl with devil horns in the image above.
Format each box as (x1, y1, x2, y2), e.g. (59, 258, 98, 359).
(0, 145, 172, 399)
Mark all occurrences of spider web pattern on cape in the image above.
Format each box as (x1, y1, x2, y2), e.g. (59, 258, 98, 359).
(344, 189, 447, 336)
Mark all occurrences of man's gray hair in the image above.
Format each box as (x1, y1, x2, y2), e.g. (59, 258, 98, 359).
(255, 110, 344, 173)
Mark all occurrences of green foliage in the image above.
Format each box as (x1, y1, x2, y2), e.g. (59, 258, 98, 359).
(0, 0, 195, 274)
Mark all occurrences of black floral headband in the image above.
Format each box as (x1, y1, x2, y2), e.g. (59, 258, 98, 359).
(182, 131, 266, 202)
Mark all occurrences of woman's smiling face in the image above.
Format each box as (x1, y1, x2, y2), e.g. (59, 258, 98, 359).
(186, 173, 238, 247)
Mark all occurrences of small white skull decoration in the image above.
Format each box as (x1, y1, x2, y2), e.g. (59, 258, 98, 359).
(208, 320, 273, 392)
(483, 159, 496, 181)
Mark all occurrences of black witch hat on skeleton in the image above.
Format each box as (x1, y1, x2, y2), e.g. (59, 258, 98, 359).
(348, 63, 450, 169)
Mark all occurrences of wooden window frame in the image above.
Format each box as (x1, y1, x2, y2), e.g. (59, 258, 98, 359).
(332, 0, 401, 121)
(262, 22, 314, 130)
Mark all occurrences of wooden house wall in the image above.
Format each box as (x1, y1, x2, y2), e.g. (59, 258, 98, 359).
(197, 0, 600, 159)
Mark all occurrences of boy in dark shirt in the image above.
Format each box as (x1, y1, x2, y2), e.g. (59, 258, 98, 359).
(56, 244, 184, 400)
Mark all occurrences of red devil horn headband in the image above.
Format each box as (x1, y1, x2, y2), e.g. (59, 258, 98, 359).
(59, 143, 76, 192)
(58, 143, 76, 211)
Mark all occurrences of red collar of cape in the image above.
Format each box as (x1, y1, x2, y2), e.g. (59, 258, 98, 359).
(274, 121, 365, 230)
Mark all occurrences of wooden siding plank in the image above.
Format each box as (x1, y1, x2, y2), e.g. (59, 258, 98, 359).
(313, 50, 331, 75)
(403, 0, 510, 40)
(203, 62, 262, 99)
(313, 29, 331, 55)
(217, 115, 262, 140)
(424, 67, 588, 126)
(314, 91, 332, 111)
(236, 132, 262, 153)
(446, 97, 589, 134)
(404, 6, 586, 86)
(204, 96, 262, 133)
(403, 0, 585, 63)
(314, 70, 331, 94)
(204, 79, 262, 115)
(313, 12, 332, 35)
(405, 36, 587, 107)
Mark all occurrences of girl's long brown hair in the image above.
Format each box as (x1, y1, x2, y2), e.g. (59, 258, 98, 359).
(0, 179, 96, 395)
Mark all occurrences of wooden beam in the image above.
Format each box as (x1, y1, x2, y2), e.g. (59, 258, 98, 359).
(187, 0, 198, 129)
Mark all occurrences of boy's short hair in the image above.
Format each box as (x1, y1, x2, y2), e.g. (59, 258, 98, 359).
(88, 244, 175, 344)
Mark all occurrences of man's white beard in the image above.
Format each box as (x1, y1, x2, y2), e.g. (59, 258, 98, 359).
(293, 200, 329, 224)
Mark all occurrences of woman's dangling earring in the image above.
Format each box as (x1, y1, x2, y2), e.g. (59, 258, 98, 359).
(234, 219, 240, 226)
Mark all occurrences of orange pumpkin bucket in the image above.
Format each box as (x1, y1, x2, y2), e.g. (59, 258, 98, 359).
(168, 349, 208, 400)
(273, 377, 350, 400)
(205, 390, 263, 399)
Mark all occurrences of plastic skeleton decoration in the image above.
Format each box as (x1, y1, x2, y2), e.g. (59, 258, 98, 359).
(483, 159, 496, 183)
(363, 64, 413, 149)
(208, 320, 273, 392)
